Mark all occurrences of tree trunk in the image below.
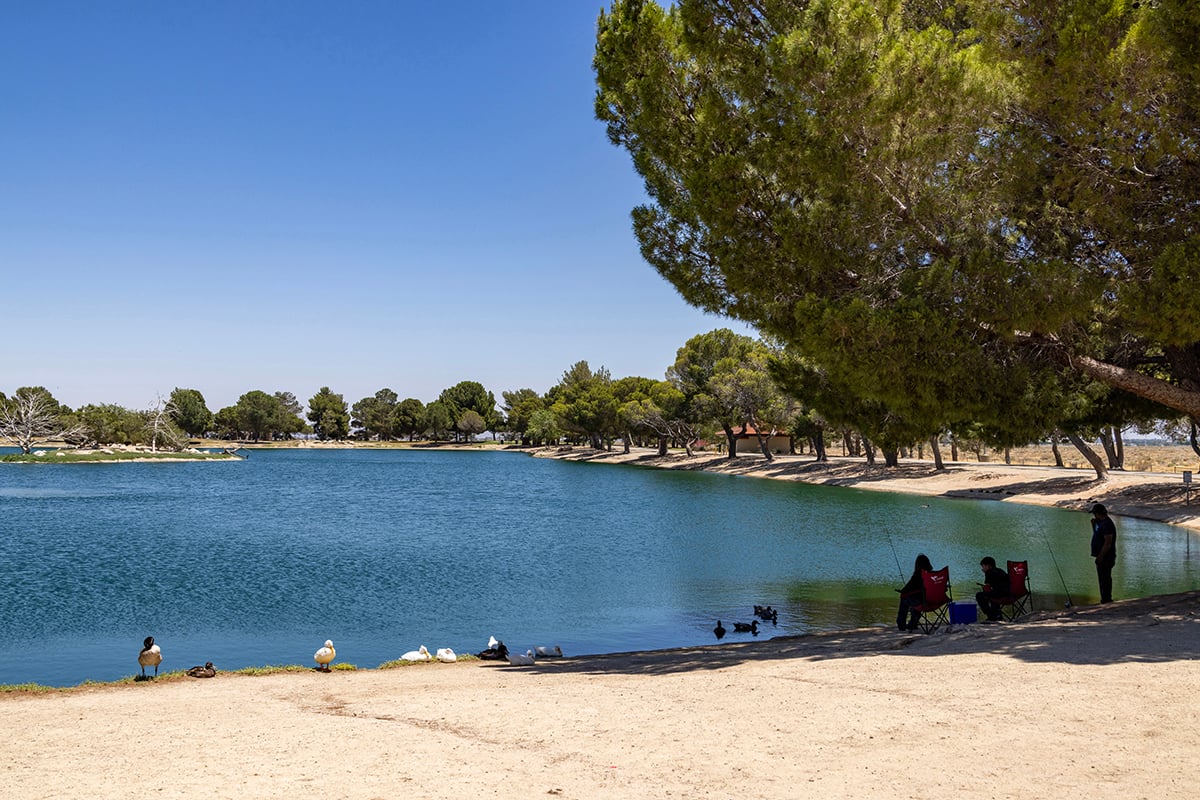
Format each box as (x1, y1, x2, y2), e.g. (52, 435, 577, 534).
(1066, 433, 1109, 481)
(1191, 420, 1200, 460)
(950, 433, 959, 462)
(1099, 427, 1119, 469)
(928, 435, 945, 470)
(1114, 426, 1125, 469)
(657, 435, 669, 456)
(623, 432, 631, 454)
(882, 448, 899, 467)
(754, 430, 774, 461)
(1050, 435, 1064, 467)
(863, 439, 877, 466)
(724, 424, 738, 460)
(1069, 351, 1200, 419)
(812, 430, 828, 462)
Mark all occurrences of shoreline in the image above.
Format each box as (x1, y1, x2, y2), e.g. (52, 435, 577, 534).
(533, 446, 1200, 532)
(5, 590, 1198, 798)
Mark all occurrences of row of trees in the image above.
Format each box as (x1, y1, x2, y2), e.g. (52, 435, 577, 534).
(5, 328, 1198, 477)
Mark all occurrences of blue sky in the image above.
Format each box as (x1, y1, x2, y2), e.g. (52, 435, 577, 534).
(1, 1, 747, 413)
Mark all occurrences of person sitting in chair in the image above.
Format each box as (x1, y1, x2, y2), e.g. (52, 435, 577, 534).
(976, 556, 1009, 622)
(897, 553, 934, 632)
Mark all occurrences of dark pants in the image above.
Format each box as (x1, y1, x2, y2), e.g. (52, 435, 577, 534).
(1096, 557, 1115, 603)
(897, 596, 921, 631)
(976, 591, 1002, 621)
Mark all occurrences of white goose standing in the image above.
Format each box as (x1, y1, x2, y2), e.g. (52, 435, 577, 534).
(314, 640, 336, 671)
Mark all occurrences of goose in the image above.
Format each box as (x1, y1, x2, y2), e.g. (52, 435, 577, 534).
(400, 645, 431, 662)
(138, 636, 163, 678)
(713, 620, 726, 639)
(487, 635, 500, 650)
(533, 645, 563, 658)
(506, 649, 536, 667)
(314, 640, 336, 671)
(732, 620, 759, 634)
(185, 662, 217, 678)
(477, 641, 509, 660)
(435, 647, 457, 663)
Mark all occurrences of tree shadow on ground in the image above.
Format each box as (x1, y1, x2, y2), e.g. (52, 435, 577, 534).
(487, 591, 1200, 678)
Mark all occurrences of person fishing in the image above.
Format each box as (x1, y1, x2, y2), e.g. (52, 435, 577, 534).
(975, 556, 1009, 622)
(1090, 503, 1118, 603)
(896, 553, 933, 632)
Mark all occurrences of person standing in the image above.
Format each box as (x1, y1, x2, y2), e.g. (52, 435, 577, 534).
(975, 556, 1009, 622)
(1090, 503, 1117, 603)
(896, 553, 933, 632)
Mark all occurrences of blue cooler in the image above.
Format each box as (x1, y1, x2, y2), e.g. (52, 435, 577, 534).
(949, 601, 977, 625)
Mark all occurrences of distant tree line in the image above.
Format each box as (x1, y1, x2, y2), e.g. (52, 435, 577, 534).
(5, 329, 1200, 479)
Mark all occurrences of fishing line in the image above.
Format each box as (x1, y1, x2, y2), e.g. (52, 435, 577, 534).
(1043, 533, 1074, 608)
(886, 532, 905, 583)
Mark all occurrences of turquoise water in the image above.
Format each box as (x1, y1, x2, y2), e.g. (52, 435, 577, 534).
(1, 448, 1196, 686)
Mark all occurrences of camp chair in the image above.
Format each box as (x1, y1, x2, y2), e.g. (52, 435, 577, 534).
(911, 566, 953, 634)
(999, 560, 1032, 621)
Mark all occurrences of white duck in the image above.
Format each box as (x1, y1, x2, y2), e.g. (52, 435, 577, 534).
(138, 636, 163, 678)
(435, 647, 457, 663)
(533, 645, 563, 658)
(507, 649, 536, 667)
(314, 640, 336, 671)
(400, 645, 431, 662)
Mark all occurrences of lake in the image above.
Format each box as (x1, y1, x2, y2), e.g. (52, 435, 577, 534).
(1, 448, 1196, 686)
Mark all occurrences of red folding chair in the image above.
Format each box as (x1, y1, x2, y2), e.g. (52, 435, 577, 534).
(1000, 560, 1032, 621)
(911, 566, 952, 634)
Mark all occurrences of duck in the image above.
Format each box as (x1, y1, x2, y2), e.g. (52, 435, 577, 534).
(435, 647, 457, 663)
(732, 620, 759, 634)
(477, 641, 509, 660)
(314, 640, 336, 671)
(506, 649, 536, 667)
(185, 662, 217, 678)
(533, 645, 563, 658)
(713, 620, 726, 639)
(400, 645, 431, 662)
(138, 636, 163, 678)
(754, 605, 778, 623)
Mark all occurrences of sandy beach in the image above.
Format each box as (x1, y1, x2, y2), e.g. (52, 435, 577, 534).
(6, 448, 1198, 798)
(4, 592, 1198, 799)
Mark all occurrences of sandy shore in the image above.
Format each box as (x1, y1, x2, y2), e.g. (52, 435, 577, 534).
(535, 447, 1200, 531)
(7, 447, 1198, 798)
(4, 593, 1198, 799)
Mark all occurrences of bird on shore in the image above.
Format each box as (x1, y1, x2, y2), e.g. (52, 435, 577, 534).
(477, 640, 509, 660)
(507, 649, 536, 666)
(186, 662, 217, 678)
(533, 645, 563, 658)
(732, 620, 759, 634)
(138, 636, 163, 678)
(401, 645, 431, 662)
(436, 647, 457, 662)
(314, 640, 336, 671)
(713, 620, 726, 639)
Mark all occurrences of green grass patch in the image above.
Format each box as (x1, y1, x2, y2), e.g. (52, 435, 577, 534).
(2, 451, 238, 463)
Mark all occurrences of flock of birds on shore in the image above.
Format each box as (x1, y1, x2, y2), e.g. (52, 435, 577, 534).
(134, 634, 566, 679)
(135, 608, 779, 679)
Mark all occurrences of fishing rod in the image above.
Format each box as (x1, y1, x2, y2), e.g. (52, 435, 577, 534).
(1043, 533, 1074, 608)
(886, 532, 905, 583)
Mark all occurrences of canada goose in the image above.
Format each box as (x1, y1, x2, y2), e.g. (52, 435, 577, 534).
(507, 649, 536, 666)
(186, 662, 217, 678)
(533, 645, 563, 658)
(138, 636, 163, 678)
(314, 640, 336, 671)
(435, 647, 457, 663)
(732, 620, 759, 634)
(400, 645, 431, 662)
(713, 620, 726, 639)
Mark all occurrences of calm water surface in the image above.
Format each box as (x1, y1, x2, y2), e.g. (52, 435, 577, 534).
(1, 449, 1197, 686)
